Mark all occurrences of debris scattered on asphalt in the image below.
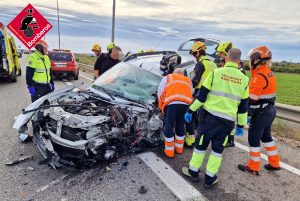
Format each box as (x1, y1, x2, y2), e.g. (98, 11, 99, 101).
(119, 161, 129, 171)
(105, 166, 112, 172)
(27, 167, 35, 171)
(138, 186, 147, 194)
(18, 168, 24, 172)
(18, 133, 33, 143)
(5, 155, 33, 166)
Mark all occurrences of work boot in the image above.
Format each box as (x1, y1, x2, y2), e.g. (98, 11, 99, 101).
(264, 164, 282, 171)
(164, 149, 174, 158)
(204, 175, 218, 189)
(181, 167, 199, 182)
(185, 134, 195, 147)
(224, 136, 235, 147)
(238, 164, 260, 176)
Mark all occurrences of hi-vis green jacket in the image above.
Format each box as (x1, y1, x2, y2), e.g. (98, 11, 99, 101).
(188, 61, 249, 126)
(192, 56, 217, 89)
(26, 51, 53, 86)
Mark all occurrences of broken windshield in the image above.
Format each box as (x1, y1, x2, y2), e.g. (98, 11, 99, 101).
(92, 62, 161, 103)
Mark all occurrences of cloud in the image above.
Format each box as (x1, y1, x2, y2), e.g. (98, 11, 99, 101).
(123, 0, 170, 8)
(0, 1, 299, 61)
(45, 16, 71, 22)
(82, 19, 97, 23)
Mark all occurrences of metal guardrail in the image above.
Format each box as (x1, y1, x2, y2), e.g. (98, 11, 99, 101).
(78, 62, 93, 68)
(77, 62, 300, 123)
(275, 103, 300, 124)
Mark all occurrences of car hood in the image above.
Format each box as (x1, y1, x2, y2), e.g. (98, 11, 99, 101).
(13, 83, 149, 132)
(13, 85, 78, 132)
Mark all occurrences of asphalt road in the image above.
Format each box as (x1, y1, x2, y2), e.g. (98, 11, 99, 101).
(0, 55, 299, 201)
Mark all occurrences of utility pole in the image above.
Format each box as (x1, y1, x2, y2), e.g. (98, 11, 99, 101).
(57, 0, 61, 50)
(111, 0, 116, 43)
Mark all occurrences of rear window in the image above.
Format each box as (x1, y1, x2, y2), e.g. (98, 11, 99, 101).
(48, 52, 72, 61)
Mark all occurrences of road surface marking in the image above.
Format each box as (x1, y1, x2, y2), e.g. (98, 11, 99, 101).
(235, 142, 300, 176)
(36, 174, 70, 193)
(79, 72, 93, 82)
(64, 81, 73, 86)
(138, 152, 206, 201)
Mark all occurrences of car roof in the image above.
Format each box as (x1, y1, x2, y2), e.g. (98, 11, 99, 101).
(50, 49, 73, 53)
(124, 51, 195, 77)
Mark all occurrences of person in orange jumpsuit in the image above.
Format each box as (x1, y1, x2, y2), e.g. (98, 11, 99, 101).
(157, 68, 193, 158)
(238, 46, 281, 175)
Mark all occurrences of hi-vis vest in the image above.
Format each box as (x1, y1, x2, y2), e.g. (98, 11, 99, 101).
(202, 62, 249, 122)
(26, 51, 51, 84)
(196, 56, 217, 89)
(159, 73, 193, 112)
(250, 65, 276, 104)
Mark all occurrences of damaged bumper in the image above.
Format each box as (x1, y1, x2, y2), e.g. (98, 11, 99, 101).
(14, 87, 163, 170)
(13, 85, 77, 132)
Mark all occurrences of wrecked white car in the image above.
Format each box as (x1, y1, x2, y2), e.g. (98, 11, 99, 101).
(14, 62, 165, 170)
(14, 38, 219, 170)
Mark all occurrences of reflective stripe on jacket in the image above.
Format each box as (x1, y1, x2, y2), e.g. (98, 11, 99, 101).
(202, 62, 249, 122)
(26, 51, 51, 84)
(159, 73, 193, 112)
(250, 65, 276, 104)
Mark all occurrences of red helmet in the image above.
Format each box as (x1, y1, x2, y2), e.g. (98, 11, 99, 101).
(248, 46, 272, 68)
(35, 39, 49, 48)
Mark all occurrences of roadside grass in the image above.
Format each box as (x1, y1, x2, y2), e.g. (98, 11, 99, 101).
(74, 53, 96, 66)
(246, 72, 300, 106)
(272, 119, 300, 143)
(74, 53, 96, 74)
(275, 73, 300, 106)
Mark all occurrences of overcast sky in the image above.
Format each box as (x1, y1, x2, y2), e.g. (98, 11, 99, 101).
(0, 0, 299, 61)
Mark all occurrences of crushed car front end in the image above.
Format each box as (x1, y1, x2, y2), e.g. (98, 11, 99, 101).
(14, 63, 164, 170)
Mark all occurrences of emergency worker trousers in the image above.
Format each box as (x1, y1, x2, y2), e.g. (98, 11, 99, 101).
(164, 104, 189, 156)
(186, 90, 200, 137)
(247, 105, 280, 170)
(188, 111, 234, 184)
(185, 112, 199, 137)
(31, 82, 52, 102)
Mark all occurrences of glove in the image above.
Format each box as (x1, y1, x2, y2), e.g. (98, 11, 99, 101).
(184, 112, 192, 123)
(235, 126, 244, 137)
(28, 86, 36, 96)
(51, 83, 55, 92)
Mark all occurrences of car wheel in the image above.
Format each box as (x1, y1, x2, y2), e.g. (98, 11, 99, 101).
(74, 71, 79, 80)
(10, 67, 17, 82)
(16, 68, 21, 76)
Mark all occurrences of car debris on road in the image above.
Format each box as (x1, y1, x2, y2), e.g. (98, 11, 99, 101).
(5, 155, 34, 166)
(14, 62, 165, 170)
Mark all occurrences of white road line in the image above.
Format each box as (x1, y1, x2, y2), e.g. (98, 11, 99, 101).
(235, 142, 300, 176)
(138, 152, 206, 201)
(79, 73, 93, 82)
(36, 174, 70, 193)
(64, 81, 73, 86)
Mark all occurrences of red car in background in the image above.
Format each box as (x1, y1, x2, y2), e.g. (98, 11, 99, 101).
(48, 49, 79, 80)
